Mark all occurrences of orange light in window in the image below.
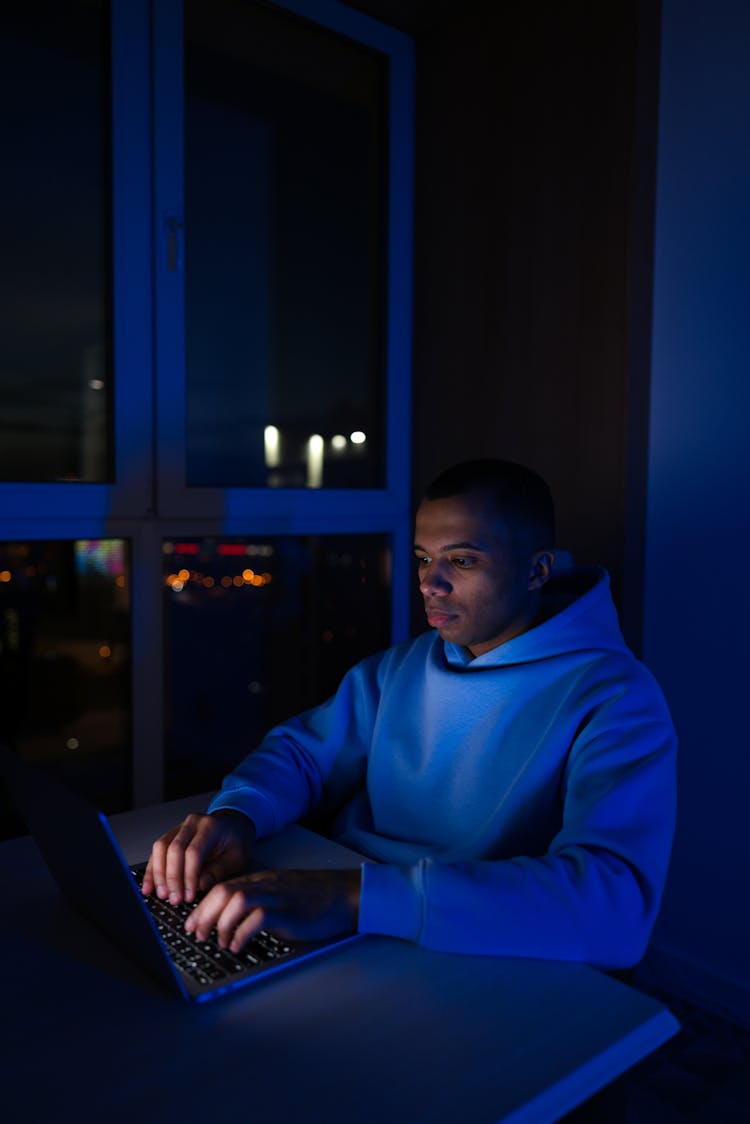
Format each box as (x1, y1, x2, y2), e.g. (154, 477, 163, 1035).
(98, 644, 112, 659)
(0, 570, 11, 583)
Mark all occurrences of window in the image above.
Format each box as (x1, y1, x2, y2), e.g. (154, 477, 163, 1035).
(163, 533, 391, 798)
(0, 0, 413, 830)
(0, 2, 112, 483)
(184, 0, 388, 489)
(0, 538, 130, 838)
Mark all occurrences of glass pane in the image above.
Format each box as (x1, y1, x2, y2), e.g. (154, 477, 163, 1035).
(0, 539, 131, 839)
(0, 2, 111, 483)
(163, 534, 391, 798)
(184, 0, 387, 488)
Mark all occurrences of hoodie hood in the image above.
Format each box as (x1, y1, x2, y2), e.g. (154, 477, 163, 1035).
(442, 564, 627, 669)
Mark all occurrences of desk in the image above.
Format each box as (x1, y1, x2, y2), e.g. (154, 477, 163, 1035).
(0, 795, 678, 1123)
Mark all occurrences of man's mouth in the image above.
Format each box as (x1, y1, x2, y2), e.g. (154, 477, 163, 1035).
(425, 609, 457, 628)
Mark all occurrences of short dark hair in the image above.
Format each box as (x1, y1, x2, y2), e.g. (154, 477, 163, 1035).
(423, 459, 556, 549)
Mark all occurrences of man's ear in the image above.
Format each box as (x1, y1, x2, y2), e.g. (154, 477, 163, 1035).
(528, 550, 555, 590)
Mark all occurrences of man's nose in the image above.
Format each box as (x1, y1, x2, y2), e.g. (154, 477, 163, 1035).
(419, 564, 452, 597)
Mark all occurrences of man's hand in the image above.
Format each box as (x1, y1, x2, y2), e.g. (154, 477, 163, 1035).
(141, 811, 256, 905)
(183, 868, 361, 951)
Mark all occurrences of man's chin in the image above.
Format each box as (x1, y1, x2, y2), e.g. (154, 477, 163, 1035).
(430, 620, 468, 648)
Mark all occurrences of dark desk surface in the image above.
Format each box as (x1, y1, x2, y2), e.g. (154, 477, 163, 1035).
(0, 795, 679, 1123)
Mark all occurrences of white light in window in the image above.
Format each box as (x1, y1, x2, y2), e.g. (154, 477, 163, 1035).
(350, 430, 366, 445)
(307, 434, 324, 488)
(88, 378, 105, 391)
(264, 425, 281, 468)
(331, 434, 347, 451)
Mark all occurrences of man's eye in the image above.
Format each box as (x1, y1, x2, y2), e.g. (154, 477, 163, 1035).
(452, 556, 473, 568)
(415, 555, 430, 566)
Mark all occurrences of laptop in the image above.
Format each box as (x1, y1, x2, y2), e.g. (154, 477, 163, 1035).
(0, 745, 360, 1003)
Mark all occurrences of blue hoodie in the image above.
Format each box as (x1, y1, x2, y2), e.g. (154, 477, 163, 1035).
(209, 566, 676, 969)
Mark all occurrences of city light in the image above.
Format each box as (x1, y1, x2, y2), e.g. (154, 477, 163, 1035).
(350, 430, 366, 445)
(264, 424, 281, 468)
(165, 567, 273, 592)
(162, 542, 277, 597)
(307, 433, 324, 488)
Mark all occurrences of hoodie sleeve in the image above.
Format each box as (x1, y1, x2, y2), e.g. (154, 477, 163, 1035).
(358, 692, 677, 970)
(207, 651, 384, 836)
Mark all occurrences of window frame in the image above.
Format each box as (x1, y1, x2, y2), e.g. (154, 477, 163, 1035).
(0, 0, 414, 807)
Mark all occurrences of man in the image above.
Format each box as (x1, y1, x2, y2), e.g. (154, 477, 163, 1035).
(143, 459, 676, 969)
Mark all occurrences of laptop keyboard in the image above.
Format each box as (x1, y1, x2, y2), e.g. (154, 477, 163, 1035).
(131, 868, 294, 987)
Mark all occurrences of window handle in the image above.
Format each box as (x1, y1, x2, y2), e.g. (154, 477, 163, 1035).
(165, 213, 184, 272)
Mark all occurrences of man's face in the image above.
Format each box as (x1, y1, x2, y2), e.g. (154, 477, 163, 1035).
(413, 489, 547, 658)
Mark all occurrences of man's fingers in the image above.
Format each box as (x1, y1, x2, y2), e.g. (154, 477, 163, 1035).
(186, 880, 272, 947)
(143, 826, 179, 898)
(179, 816, 213, 902)
(164, 825, 190, 902)
(229, 907, 266, 953)
(141, 812, 254, 904)
(214, 890, 265, 949)
(165, 814, 215, 902)
(184, 883, 231, 942)
(141, 858, 155, 896)
(143, 814, 214, 903)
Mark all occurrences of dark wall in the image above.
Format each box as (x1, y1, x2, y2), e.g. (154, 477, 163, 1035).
(347, 0, 659, 643)
(642, 0, 750, 1025)
(412, 1, 656, 602)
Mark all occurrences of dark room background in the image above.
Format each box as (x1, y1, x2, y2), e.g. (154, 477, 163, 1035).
(1, 0, 749, 1031)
